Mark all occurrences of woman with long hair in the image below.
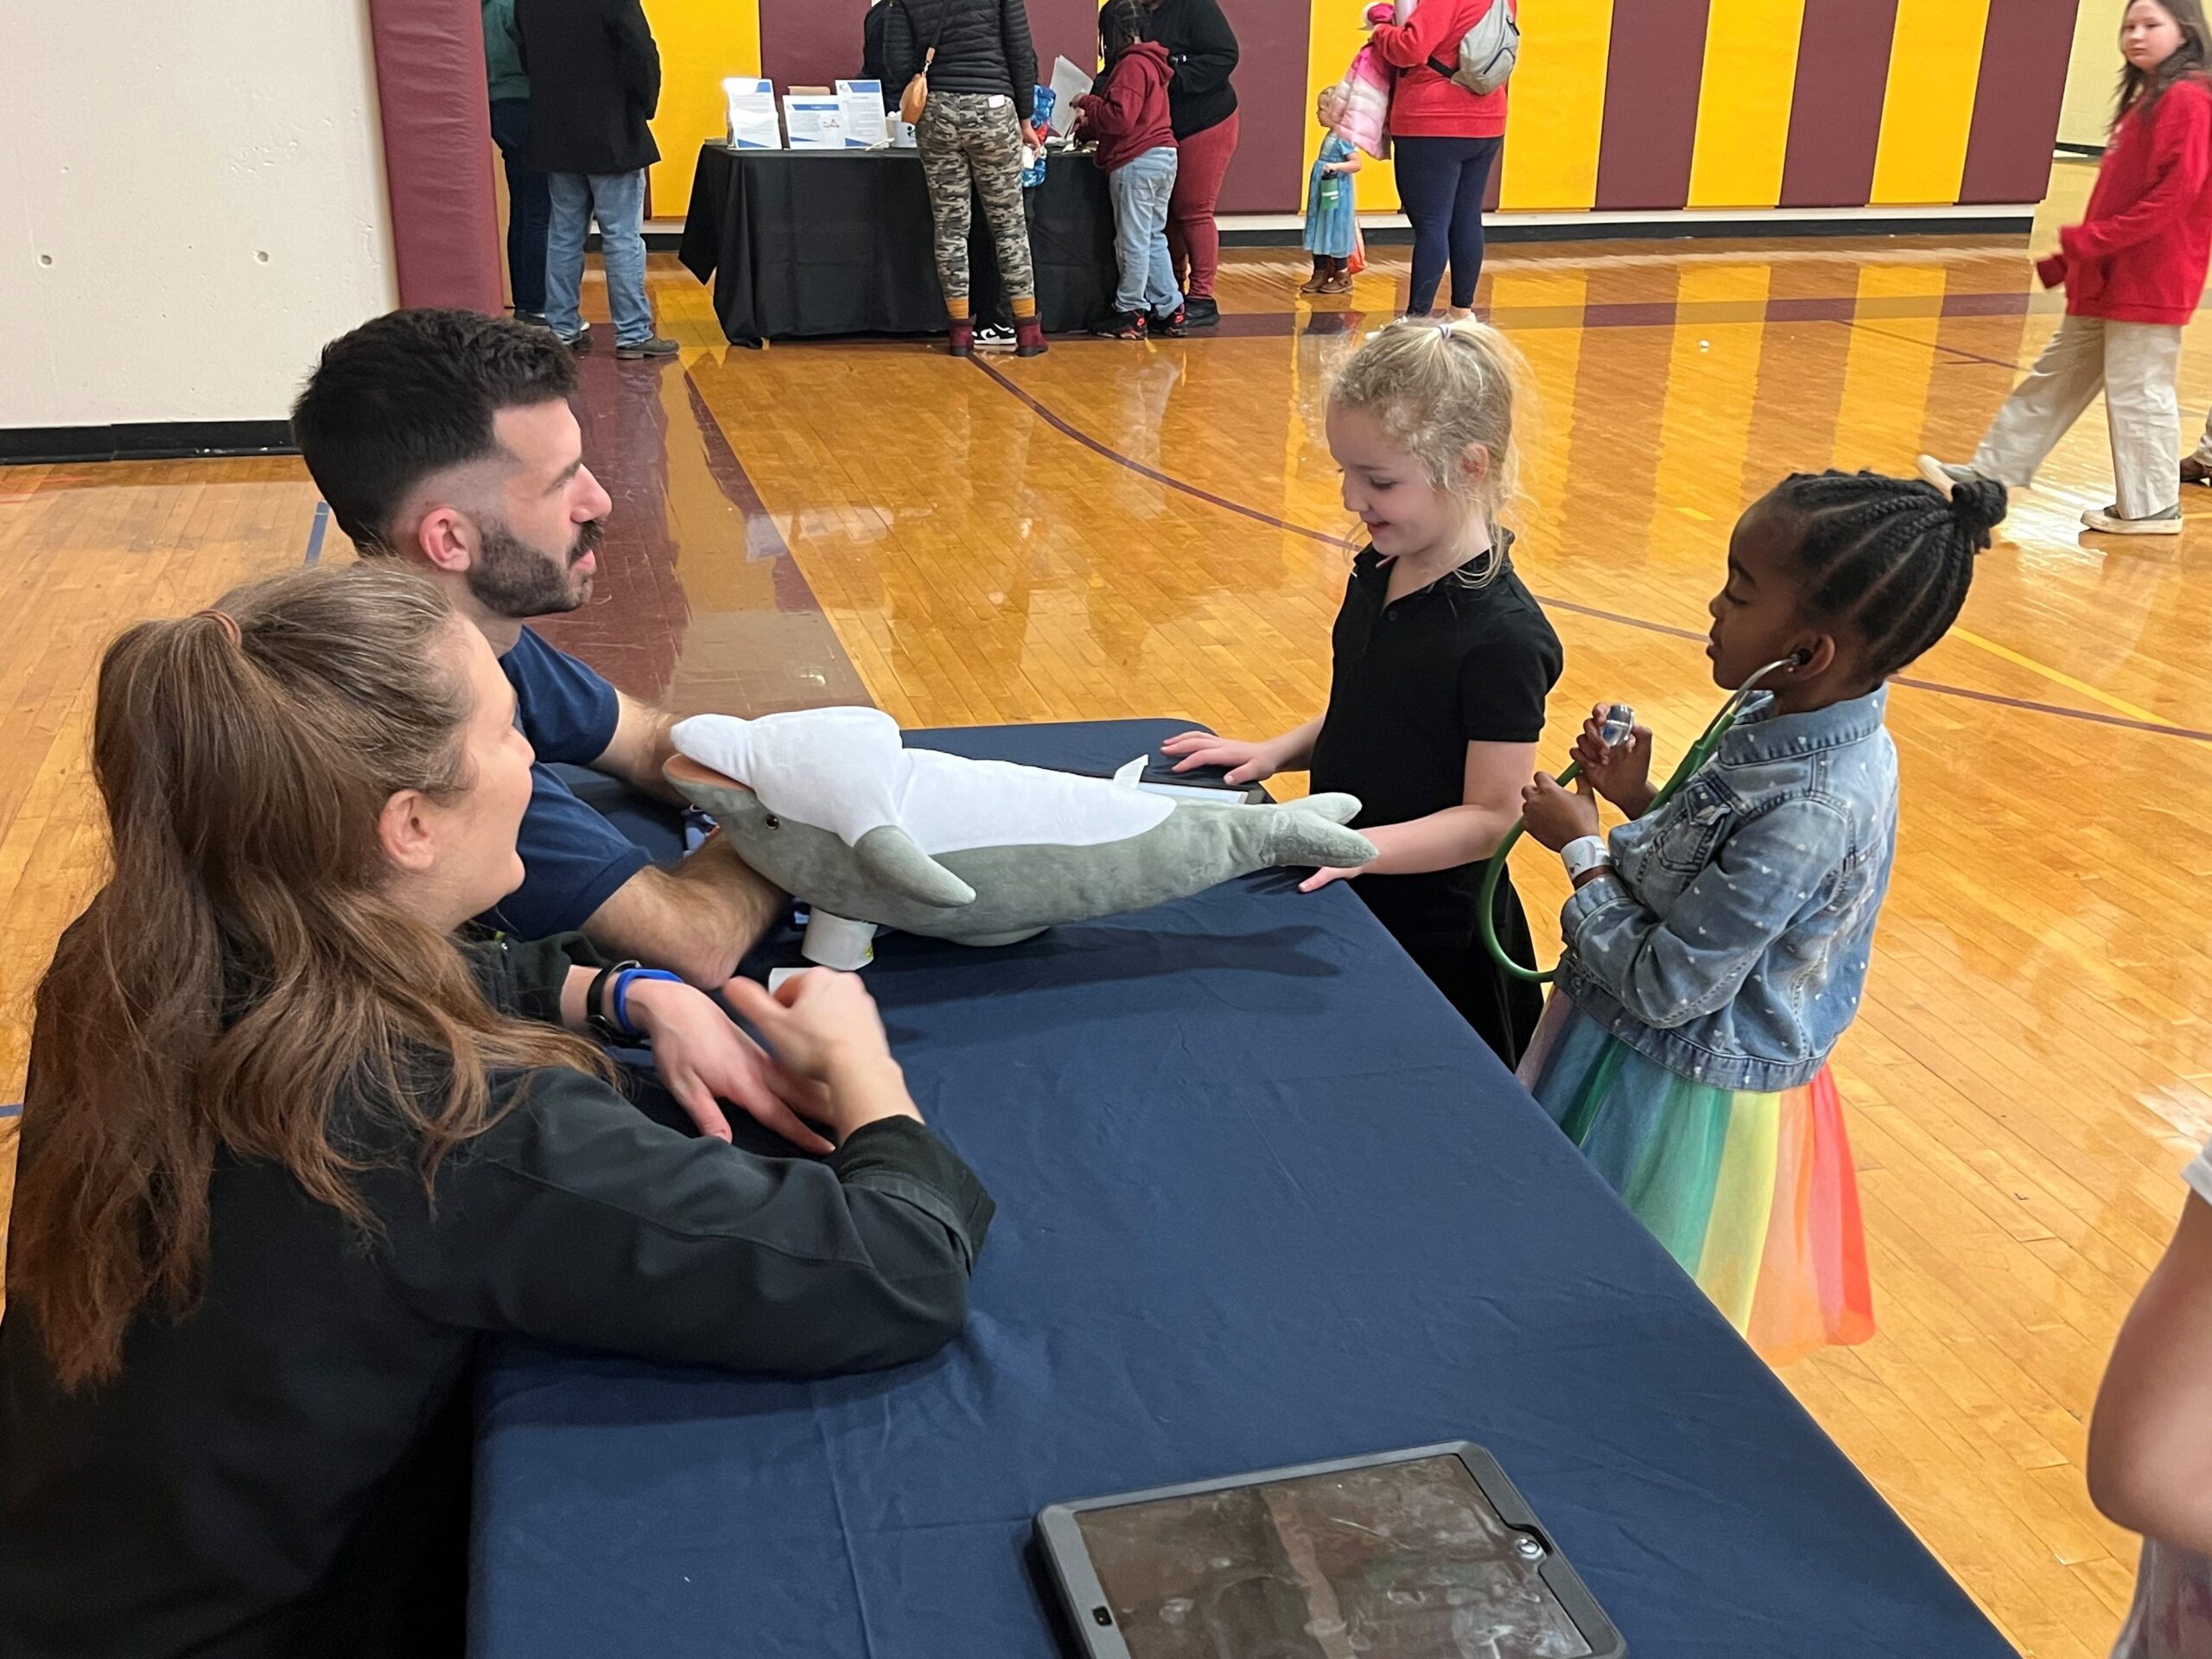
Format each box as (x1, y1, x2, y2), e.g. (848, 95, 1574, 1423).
(0, 563, 992, 1657)
(1922, 0, 2212, 535)
(885, 0, 1048, 356)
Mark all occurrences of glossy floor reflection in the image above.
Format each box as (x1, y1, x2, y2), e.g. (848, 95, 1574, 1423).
(0, 159, 2203, 1656)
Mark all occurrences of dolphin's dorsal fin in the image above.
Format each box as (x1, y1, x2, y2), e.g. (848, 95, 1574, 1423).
(1113, 755, 1147, 787)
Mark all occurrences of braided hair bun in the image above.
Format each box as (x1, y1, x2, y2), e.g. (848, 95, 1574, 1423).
(1772, 468, 1994, 680)
(1947, 476, 2007, 549)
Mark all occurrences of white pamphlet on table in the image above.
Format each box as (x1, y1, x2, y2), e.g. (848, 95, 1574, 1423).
(834, 80, 892, 147)
(723, 77, 781, 149)
(783, 94, 853, 150)
(1047, 55, 1093, 137)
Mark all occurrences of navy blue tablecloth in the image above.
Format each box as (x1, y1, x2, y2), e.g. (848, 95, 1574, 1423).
(474, 721, 2015, 1659)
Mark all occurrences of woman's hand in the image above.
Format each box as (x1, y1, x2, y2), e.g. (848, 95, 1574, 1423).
(1160, 731, 1278, 785)
(624, 978, 836, 1154)
(1571, 705, 1655, 815)
(725, 969, 922, 1142)
(1519, 772, 1601, 853)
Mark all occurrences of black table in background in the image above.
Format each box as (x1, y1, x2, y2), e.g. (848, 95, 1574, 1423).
(678, 144, 1119, 345)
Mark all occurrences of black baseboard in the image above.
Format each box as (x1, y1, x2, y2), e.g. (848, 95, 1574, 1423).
(1219, 212, 2033, 248)
(596, 231, 687, 252)
(2055, 141, 2106, 159)
(0, 420, 297, 466)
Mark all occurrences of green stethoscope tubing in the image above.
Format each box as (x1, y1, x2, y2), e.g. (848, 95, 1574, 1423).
(1477, 658, 1803, 984)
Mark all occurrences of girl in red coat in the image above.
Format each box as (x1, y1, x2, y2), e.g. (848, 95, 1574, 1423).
(1369, 0, 1510, 319)
(1923, 0, 2212, 536)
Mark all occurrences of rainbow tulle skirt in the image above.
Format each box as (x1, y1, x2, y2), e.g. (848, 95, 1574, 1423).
(1518, 993, 1874, 1365)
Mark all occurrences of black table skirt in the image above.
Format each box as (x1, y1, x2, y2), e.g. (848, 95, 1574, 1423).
(678, 144, 1119, 344)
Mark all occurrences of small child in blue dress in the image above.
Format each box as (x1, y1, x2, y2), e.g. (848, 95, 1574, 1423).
(1303, 133, 1363, 295)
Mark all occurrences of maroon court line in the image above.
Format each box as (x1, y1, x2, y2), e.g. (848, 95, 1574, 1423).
(968, 356, 2212, 747)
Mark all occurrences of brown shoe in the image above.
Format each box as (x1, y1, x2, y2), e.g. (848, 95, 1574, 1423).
(1319, 273, 1354, 295)
(1014, 317, 1049, 358)
(948, 318, 975, 358)
(2183, 456, 2212, 487)
(1299, 273, 1329, 295)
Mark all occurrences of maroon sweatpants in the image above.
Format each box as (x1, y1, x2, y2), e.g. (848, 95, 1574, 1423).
(1166, 111, 1239, 301)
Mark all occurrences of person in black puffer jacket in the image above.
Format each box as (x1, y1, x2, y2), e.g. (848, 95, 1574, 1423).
(1139, 0, 1239, 327)
(885, 0, 1049, 357)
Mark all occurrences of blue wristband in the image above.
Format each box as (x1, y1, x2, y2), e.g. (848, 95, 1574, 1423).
(611, 968, 684, 1039)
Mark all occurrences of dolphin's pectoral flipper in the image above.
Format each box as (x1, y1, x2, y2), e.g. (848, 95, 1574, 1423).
(854, 824, 976, 910)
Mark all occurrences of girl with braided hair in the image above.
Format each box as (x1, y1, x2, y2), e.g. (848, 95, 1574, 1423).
(1515, 470, 2006, 1363)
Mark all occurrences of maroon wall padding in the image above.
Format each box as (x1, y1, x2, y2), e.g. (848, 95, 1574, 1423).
(368, 0, 505, 310)
(1778, 0, 1900, 208)
(761, 2, 1101, 108)
(1958, 0, 2081, 204)
(1592, 0, 1711, 211)
(1216, 0, 1309, 213)
(763, 0, 868, 90)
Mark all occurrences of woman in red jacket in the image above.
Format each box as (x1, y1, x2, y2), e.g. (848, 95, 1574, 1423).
(1370, 0, 1510, 319)
(1923, 0, 2212, 536)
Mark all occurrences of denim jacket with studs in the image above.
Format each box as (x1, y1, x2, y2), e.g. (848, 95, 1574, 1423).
(1554, 686, 1897, 1092)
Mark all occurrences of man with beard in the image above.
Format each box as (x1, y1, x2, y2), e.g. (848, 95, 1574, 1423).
(290, 309, 779, 991)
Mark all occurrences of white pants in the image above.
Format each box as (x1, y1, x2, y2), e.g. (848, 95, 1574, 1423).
(1972, 314, 2183, 519)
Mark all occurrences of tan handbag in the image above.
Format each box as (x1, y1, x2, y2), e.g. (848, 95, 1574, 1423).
(899, 1, 944, 125)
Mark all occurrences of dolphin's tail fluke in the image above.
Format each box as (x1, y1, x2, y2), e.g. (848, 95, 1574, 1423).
(1263, 795, 1377, 870)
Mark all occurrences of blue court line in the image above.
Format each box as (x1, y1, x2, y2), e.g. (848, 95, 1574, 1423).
(0, 1103, 21, 1120)
(304, 499, 329, 565)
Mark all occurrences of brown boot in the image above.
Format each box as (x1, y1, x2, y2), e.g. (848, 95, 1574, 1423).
(948, 318, 976, 358)
(1014, 317, 1049, 358)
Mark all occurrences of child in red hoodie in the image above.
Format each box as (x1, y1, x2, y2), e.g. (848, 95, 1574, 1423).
(1923, 0, 2212, 536)
(1077, 0, 1185, 340)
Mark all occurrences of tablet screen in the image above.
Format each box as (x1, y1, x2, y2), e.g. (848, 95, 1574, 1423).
(1073, 1454, 1594, 1658)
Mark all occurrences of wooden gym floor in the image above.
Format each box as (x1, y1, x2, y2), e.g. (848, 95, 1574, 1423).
(3, 160, 2206, 1654)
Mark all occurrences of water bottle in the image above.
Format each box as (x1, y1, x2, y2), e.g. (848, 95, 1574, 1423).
(1598, 702, 1636, 748)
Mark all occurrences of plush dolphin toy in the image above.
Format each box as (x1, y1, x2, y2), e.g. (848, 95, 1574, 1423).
(665, 708, 1379, 968)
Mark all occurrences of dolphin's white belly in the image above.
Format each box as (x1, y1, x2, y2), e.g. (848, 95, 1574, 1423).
(890, 751, 1171, 854)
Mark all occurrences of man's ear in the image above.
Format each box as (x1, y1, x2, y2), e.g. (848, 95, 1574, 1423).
(378, 787, 439, 874)
(413, 505, 476, 575)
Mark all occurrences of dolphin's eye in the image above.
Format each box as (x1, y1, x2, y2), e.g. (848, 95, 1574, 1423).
(763, 814, 780, 830)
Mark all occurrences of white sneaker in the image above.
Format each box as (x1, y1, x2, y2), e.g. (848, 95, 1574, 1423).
(2082, 503, 2183, 535)
(1916, 454, 1982, 496)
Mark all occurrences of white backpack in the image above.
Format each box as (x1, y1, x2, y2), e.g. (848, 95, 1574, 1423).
(1424, 0, 1519, 98)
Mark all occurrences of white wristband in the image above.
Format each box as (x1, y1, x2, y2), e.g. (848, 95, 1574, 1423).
(1560, 835, 1611, 881)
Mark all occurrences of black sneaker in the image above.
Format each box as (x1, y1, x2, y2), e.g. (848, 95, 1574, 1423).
(1182, 296, 1221, 327)
(1091, 311, 1147, 340)
(616, 334, 680, 359)
(515, 309, 550, 327)
(1153, 307, 1188, 338)
(556, 322, 592, 350)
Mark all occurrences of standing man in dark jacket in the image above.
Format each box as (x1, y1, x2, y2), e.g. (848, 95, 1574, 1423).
(515, 0, 677, 358)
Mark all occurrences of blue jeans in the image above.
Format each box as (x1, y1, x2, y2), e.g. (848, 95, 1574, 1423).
(1393, 135, 1501, 314)
(546, 169, 653, 346)
(1109, 146, 1182, 318)
(489, 99, 550, 315)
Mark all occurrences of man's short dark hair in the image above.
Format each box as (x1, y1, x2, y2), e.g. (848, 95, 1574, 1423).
(290, 308, 578, 551)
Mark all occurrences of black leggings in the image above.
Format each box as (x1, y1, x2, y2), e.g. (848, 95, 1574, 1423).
(1393, 135, 1503, 314)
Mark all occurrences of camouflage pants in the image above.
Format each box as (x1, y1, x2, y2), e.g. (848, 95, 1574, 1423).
(916, 92, 1035, 305)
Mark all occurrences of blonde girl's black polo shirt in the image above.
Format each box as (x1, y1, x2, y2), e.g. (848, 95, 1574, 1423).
(1309, 536, 1564, 945)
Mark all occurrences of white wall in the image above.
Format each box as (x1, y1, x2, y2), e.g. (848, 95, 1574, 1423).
(2059, 0, 2128, 149)
(0, 0, 398, 429)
